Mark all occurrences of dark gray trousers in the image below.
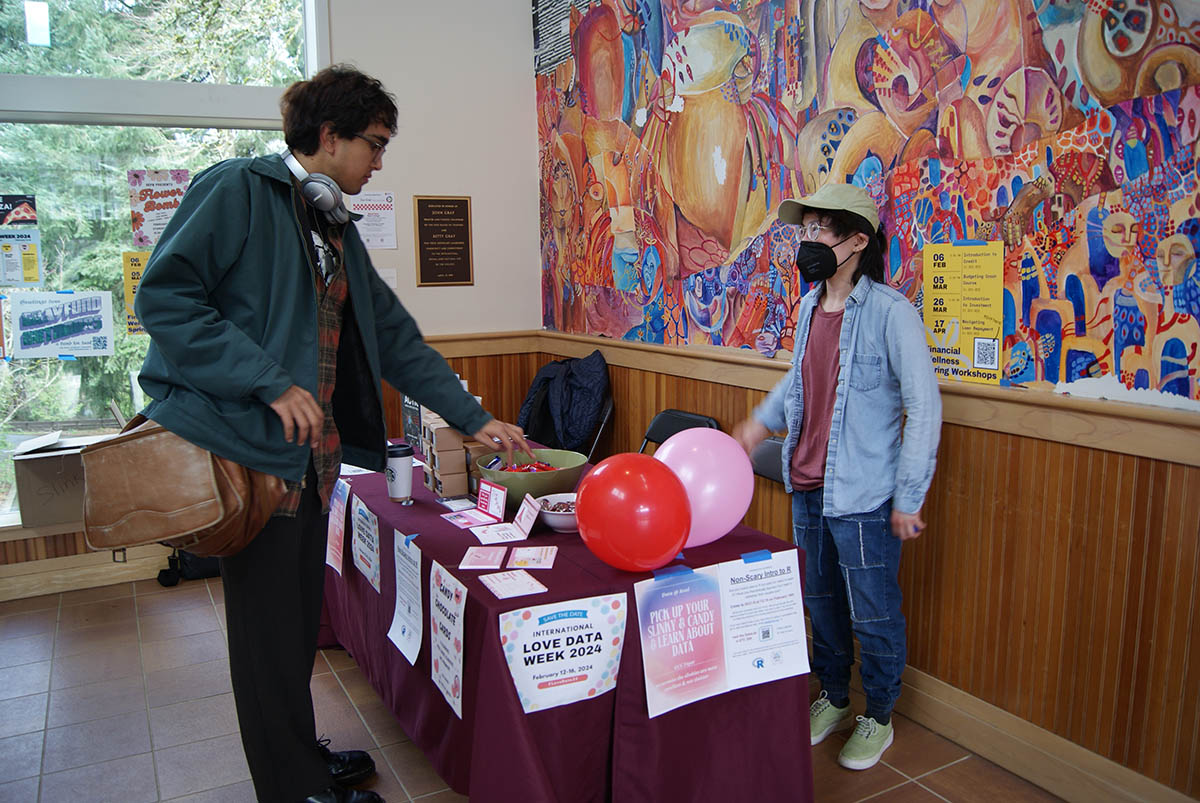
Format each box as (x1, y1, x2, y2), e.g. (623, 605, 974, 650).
(220, 466, 333, 802)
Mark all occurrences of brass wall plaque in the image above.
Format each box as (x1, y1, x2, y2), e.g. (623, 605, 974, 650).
(413, 195, 473, 286)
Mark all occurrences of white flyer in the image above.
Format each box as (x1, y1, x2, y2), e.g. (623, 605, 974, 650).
(325, 479, 350, 575)
(0, 228, 42, 287)
(718, 549, 808, 688)
(429, 561, 467, 717)
(9, 291, 114, 358)
(350, 495, 382, 593)
(387, 531, 423, 665)
(479, 569, 548, 599)
(347, 191, 397, 249)
(499, 593, 627, 713)
(634, 550, 807, 718)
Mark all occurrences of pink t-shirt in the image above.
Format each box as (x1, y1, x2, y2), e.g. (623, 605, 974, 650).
(789, 305, 843, 490)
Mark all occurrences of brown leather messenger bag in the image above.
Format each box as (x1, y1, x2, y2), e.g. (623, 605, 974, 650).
(80, 415, 286, 558)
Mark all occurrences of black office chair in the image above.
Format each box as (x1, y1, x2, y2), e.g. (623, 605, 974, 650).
(637, 408, 720, 453)
(749, 436, 785, 484)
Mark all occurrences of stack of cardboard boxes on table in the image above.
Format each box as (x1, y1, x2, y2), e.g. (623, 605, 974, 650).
(409, 392, 494, 500)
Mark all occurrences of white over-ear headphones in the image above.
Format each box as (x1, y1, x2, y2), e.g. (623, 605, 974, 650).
(283, 151, 349, 224)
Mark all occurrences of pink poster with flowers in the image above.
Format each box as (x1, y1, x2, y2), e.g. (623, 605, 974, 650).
(128, 169, 189, 249)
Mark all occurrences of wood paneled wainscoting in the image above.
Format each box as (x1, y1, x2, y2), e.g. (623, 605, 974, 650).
(411, 331, 1200, 803)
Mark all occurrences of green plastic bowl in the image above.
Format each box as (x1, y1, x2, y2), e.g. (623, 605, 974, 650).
(476, 448, 587, 510)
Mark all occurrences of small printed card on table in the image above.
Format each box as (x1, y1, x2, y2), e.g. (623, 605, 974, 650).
(459, 546, 507, 570)
(479, 569, 548, 599)
(507, 545, 557, 570)
(441, 480, 506, 528)
(470, 494, 540, 545)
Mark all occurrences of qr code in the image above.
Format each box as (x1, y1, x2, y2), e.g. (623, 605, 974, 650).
(973, 337, 999, 370)
(92, 336, 108, 350)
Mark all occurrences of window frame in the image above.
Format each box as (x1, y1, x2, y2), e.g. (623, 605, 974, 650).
(0, 0, 330, 531)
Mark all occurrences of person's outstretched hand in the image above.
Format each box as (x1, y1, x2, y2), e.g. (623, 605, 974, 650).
(732, 417, 769, 455)
(472, 419, 534, 466)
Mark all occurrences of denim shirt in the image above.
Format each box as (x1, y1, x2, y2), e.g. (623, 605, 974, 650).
(754, 275, 942, 517)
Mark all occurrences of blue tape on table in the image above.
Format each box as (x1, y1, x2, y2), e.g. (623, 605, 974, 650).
(652, 564, 693, 581)
(58, 354, 77, 361)
(741, 549, 772, 563)
(55, 289, 75, 294)
(404, 532, 420, 546)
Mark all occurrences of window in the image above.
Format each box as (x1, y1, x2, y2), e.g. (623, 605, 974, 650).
(0, 0, 329, 524)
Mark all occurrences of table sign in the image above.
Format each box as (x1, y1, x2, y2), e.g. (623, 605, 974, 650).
(470, 494, 539, 544)
(459, 546, 507, 570)
(413, 195, 473, 286)
(387, 531, 423, 664)
(325, 479, 350, 575)
(441, 480, 506, 528)
(635, 550, 806, 718)
(479, 569, 548, 599)
(507, 545, 557, 569)
(499, 593, 627, 713)
(430, 561, 468, 717)
(350, 495, 382, 593)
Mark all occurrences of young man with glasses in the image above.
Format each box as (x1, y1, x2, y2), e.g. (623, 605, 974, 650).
(733, 183, 941, 773)
(136, 65, 529, 803)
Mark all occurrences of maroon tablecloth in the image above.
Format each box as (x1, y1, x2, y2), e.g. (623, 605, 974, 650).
(323, 466, 813, 803)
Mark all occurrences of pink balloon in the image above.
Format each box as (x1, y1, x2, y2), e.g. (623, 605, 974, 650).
(653, 428, 755, 548)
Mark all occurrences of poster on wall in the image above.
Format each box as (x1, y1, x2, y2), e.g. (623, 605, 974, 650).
(634, 550, 806, 718)
(413, 196, 473, 286)
(122, 251, 150, 335)
(9, 291, 114, 359)
(922, 241, 1003, 385)
(128, 169, 189, 248)
(429, 561, 467, 718)
(0, 197, 43, 287)
(348, 191, 397, 249)
(499, 593, 627, 714)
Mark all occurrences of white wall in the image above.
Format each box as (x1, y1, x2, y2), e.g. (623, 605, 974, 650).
(327, 0, 541, 335)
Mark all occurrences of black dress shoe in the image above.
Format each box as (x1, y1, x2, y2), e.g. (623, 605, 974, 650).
(302, 785, 382, 803)
(317, 738, 377, 787)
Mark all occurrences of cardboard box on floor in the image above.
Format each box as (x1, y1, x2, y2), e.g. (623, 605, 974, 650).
(13, 431, 109, 527)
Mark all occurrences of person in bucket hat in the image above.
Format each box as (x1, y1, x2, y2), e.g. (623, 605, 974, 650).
(734, 183, 942, 771)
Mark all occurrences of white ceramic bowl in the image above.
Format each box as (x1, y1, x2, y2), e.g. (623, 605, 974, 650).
(535, 493, 578, 532)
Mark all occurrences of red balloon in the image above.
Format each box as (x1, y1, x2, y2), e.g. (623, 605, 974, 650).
(576, 453, 691, 572)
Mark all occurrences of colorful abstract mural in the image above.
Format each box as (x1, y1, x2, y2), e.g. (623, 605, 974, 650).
(535, 0, 1200, 407)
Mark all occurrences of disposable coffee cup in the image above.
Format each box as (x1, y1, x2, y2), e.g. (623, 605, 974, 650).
(385, 442, 415, 505)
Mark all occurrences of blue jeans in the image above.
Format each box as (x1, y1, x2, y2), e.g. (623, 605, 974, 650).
(793, 489, 906, 719)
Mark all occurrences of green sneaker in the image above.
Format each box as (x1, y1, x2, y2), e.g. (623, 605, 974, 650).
(837, 716, 894, 770)
(809, 691, 854, 745)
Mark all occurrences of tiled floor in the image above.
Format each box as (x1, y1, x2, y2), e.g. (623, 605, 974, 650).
(0, 578, 1060, 803)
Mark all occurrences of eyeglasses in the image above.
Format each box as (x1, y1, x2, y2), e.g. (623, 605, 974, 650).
(352, 133, 388, 158)
(797, 221, 833, 240)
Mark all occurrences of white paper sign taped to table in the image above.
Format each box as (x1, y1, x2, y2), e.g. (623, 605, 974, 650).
(429, 561, 467, 718)
(388, 531, 423, 665)
(499, 593, 627, 714)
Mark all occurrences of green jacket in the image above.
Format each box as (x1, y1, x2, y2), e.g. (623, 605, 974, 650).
(135, 154, 490, 481)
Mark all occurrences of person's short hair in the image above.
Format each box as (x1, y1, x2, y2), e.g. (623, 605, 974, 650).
(281, 64, 398, 155)
(802, 206, 889, 285)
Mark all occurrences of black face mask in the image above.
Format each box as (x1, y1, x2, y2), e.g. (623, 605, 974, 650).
(794, 236, 853, 283)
